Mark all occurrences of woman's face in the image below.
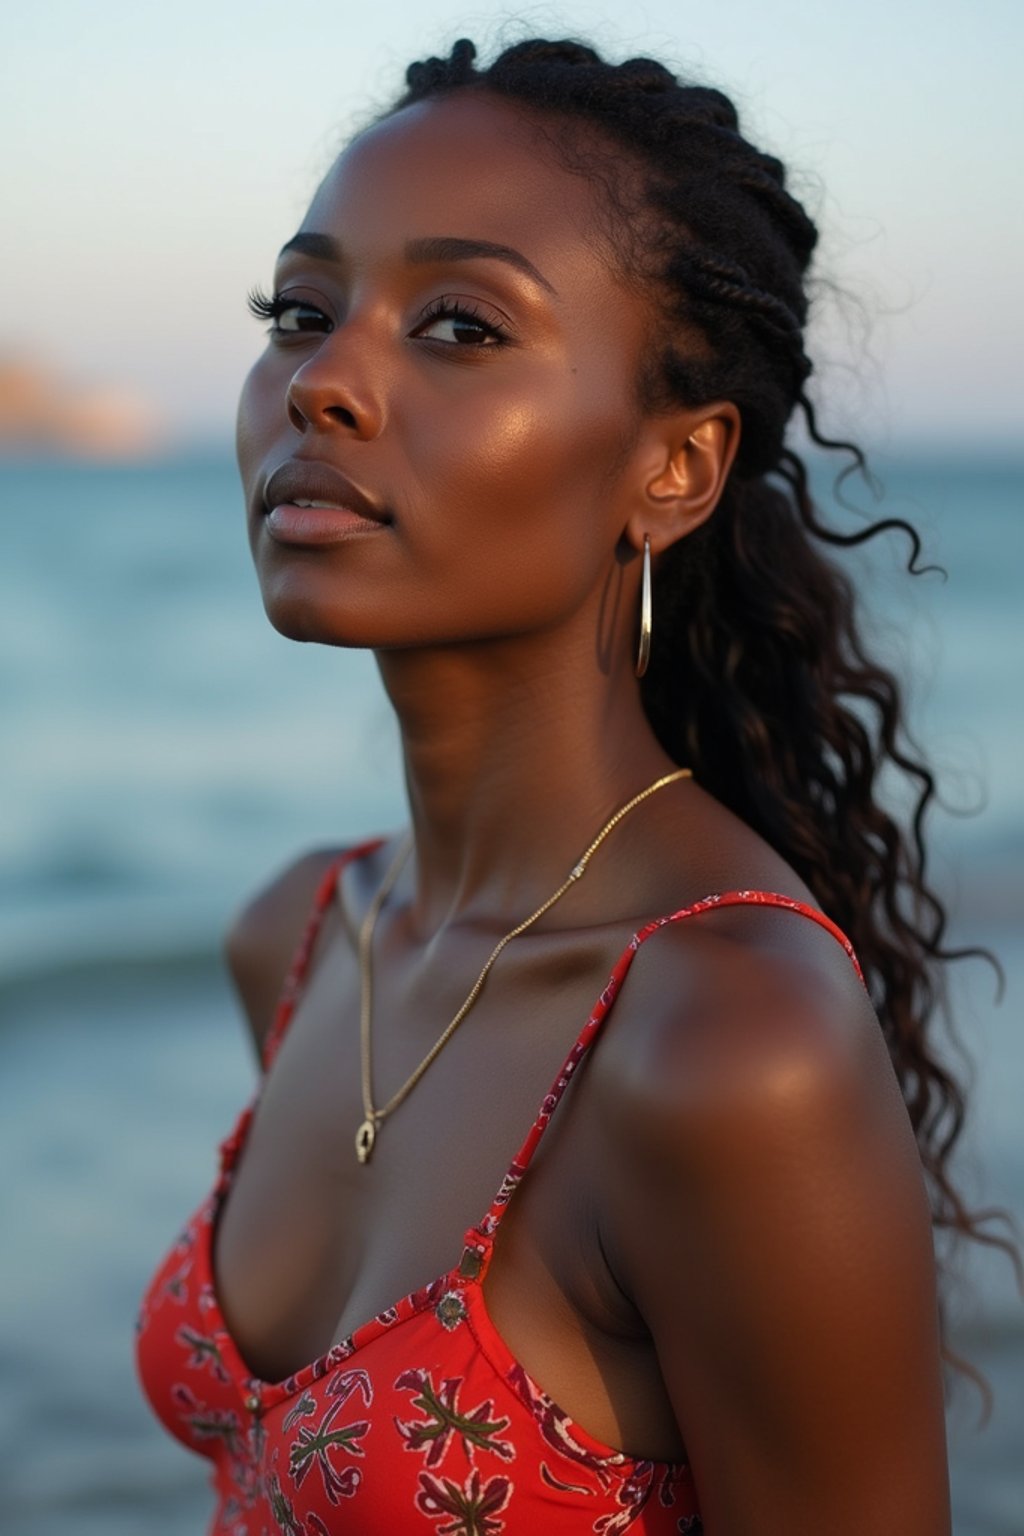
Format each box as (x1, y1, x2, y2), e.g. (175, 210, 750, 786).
(237, 92, 656, 651)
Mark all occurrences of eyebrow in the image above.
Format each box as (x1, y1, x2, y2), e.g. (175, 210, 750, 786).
(278, 232, 339, 262)
(277, 231, 556, 295)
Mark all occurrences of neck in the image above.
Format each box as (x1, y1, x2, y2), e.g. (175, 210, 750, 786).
(376, 631, 678, 934)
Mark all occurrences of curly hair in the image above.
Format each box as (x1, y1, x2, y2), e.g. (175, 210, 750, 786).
(384, 35, 1019, 1398)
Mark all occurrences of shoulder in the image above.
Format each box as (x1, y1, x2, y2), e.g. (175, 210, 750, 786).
(598, 783, 890, 1166)
(594, 903, 949, 1529)
(604, 908, 918, 1269)
(606, 894, 881, 1133)
(223, 846, 347, 1058)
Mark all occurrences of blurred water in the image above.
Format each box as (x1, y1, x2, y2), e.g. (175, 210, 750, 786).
(1, 450, 1022, 1531)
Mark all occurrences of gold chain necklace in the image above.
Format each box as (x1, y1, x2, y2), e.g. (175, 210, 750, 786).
(354, 767, 692, 1163)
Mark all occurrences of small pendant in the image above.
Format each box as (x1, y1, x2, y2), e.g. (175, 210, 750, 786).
(355, 1117, 377, 1164)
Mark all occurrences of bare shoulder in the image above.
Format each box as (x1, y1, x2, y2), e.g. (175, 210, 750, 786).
(594, 906, 950, 1533)
(223, 847, 345, 1059)
(607, 896, 887, 1128)
(605, 784, 906, 1172)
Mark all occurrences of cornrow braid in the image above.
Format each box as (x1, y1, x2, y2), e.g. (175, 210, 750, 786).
(677, 251, 804, 337)
(382, 35, 1019, 1399)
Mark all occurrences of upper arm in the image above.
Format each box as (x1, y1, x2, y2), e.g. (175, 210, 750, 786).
(607, 940, 950, 1534)
(223, 847, 341, 1061)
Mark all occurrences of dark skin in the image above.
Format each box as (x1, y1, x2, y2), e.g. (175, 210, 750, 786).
(225, 93, 951, 1532)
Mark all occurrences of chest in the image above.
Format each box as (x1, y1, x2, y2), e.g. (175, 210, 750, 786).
(212, 913, 629, 1381)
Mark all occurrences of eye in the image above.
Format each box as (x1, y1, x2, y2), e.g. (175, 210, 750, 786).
(413, 296, 509, 347)
(247, 286, 332, 335)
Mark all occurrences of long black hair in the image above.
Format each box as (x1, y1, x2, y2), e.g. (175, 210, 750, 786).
(384, 36, 1019, 1398)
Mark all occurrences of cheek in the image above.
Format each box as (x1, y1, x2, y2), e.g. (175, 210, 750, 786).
(406, 361, 629, 531)
(400, 371, 630, 612)
(235, 358, 274, 488)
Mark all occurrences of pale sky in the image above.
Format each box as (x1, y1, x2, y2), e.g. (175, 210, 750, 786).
(4, 0, 1022, 450)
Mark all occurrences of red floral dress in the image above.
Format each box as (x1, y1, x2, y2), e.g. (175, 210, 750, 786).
(136, 843, 862, 1534)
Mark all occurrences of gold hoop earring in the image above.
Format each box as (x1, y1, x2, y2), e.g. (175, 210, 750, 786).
(635, 534, 652, 678)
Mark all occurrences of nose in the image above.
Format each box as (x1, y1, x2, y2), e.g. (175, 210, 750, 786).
(285, 330, 385, 439)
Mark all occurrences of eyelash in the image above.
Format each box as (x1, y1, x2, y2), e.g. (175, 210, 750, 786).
(246, 287, 510, 346)
(415, 295, 509, 346)
(246, 286, 326, 332)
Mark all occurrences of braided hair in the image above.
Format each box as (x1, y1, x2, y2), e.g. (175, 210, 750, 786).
(384, 36, 1018, 1396)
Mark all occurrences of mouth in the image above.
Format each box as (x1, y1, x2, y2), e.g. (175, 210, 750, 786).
(262, 460, 392, 546)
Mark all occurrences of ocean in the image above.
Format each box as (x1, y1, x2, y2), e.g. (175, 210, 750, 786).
(1, 449, 1022, 1533)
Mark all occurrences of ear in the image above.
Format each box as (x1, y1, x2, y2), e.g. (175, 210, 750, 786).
(624, 402, 741, 556)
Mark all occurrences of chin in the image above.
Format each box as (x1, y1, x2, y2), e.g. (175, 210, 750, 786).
(259, 590, 374, 648)
(254, 571, 345, 646)
(262, 602, 323, 645)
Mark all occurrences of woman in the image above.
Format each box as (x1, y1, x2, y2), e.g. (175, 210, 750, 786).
(136, 37, 990, 1533)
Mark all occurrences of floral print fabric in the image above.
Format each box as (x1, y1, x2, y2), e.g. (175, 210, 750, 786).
(136, 843, 862, 1533)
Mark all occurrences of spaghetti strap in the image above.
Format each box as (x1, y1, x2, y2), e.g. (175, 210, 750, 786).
(217, 842, 384, 1184)
(261, 840, 384, 1071)
(636, 889, 864, 983)
(462, 888, 863, 1264)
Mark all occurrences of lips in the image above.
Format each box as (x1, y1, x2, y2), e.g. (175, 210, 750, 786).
(264, 460, 391, 524)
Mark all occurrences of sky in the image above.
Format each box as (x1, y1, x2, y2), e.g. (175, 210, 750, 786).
(3, 0, 1023, 452)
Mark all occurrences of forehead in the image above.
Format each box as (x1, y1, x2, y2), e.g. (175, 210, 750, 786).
(302, 92, 624, 288)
